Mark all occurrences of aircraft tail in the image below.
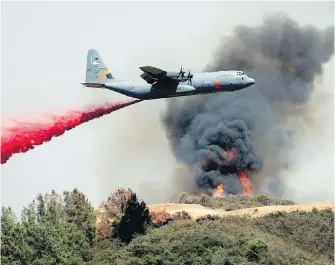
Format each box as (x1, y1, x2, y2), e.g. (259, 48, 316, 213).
(83, 49, 114, 86)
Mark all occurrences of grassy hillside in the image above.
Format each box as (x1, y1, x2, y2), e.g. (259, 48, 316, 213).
(2, 188, 334, 265)
(93, 192, 333, 265)
(91, 208, 334, 265)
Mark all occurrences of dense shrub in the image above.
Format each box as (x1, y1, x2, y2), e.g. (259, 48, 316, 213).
(254, 208, 334, 261)
(245, 238, 268, 262)
(150, 211, 174, 227)
(180, 193, 295, 210)
(196, 214, 221, 222)
(211, 248, 253, 265)
(172, 211, 192, 221)
(150, 210, 192, 228)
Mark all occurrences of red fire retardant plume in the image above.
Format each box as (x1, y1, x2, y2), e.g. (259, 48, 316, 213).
(1, 99, 141, 164)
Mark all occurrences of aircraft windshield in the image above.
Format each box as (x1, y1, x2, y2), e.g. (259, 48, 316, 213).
(237, 71, 246, 76)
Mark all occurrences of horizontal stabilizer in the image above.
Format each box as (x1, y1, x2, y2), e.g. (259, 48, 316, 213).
(81, 82, 105, 88)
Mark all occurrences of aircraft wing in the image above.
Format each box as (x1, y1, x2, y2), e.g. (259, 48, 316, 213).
(140, 72, 157, 85)
(139, 66, 167, 76)
(139, 66, 179, 87)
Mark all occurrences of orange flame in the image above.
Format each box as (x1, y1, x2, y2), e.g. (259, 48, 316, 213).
(213, 184, 224, 197)
(220, 148, 237, 161)
(239, 171, 252, 196)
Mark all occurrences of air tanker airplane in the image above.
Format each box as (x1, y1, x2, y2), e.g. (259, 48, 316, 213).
(81, 49, 255, 100)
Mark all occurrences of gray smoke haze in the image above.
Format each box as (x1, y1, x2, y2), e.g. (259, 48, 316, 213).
(162, 13, 334, 197)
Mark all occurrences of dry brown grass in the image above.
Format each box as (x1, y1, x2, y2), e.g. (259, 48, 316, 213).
(148, 201, 334, 219)
(97, 200, 334, 224)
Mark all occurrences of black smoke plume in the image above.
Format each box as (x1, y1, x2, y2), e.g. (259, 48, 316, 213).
(162, 14, 334, 196)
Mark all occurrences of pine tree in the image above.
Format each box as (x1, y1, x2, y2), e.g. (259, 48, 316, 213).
(1, 207, 26, 265)
(63, 188, 97, 248)
(112, 193, 151, 244)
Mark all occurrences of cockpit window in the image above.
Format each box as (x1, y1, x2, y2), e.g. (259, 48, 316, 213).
(237, 71, 246, 75)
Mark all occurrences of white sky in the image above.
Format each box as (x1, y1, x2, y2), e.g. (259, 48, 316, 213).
(1, 1, 334, 216)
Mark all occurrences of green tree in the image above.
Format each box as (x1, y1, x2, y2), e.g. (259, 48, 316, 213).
(16, 189, 97, 265)
(20, 193, 72, 265)
(44, 190, 64, 224)
(1, 207, 26, 265)
(21, 201, 40, 263)
(112, 193, 151, 244)
(96, 188, 133, 243)
(100, 188, 133, 219)
(36, 194, 46, 222)
(63, 188, 97, 247)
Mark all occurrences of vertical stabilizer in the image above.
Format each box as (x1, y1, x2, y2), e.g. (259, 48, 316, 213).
(85, 49, 114, 84)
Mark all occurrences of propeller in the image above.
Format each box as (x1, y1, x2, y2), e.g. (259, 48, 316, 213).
(175, 66, 193, 83)
(187, 70, 193, 79)
(179, 65, 186, 78)
(186, 69, 194, 84)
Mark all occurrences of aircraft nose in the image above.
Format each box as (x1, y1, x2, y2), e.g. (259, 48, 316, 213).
(249, 78, 255, 85)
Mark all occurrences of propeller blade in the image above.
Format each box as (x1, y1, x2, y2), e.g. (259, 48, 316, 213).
(186, 69, 193, 79)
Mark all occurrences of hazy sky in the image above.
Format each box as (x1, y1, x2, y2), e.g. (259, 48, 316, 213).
(1, 1, 334, 216)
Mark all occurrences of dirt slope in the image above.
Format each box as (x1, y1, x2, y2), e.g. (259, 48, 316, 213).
(148, 201, 334, 219)
(96, 201, 334, 225)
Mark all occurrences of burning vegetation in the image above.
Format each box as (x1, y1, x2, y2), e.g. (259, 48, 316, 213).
(197, 147, 254, 197)
(191, 119, 262, 197)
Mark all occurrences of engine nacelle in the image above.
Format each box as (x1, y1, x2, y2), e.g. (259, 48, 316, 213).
(176, 85, 196, 93)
